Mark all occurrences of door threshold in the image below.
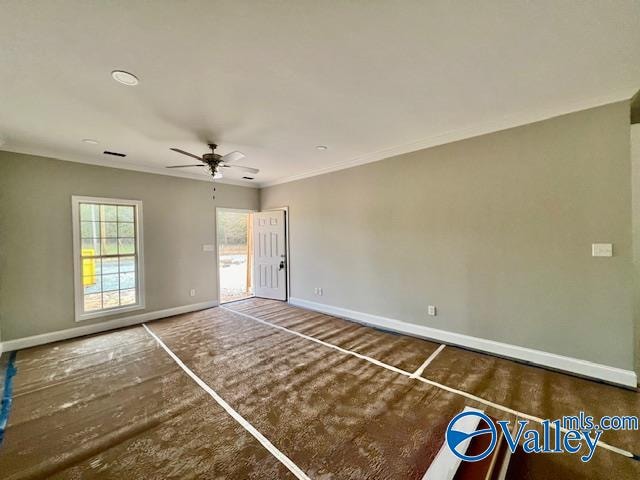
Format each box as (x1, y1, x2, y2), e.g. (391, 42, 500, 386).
(220, 295, 255, 305)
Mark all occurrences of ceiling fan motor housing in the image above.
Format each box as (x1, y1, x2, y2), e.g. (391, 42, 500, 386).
(167, 142, 255, 178)
(202, 152, 223, 175)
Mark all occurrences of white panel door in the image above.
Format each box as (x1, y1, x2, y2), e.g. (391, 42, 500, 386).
(252, 210, 286, 300)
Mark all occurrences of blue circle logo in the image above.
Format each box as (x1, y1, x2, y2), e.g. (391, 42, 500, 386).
(445, 411, 497, 462)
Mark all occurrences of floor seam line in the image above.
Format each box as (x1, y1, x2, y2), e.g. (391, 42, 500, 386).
(141, 323, 311, 480)
(219, 305, 636, 460)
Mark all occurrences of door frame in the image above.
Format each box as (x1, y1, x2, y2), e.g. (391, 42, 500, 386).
(262, 206, 290, 301)
(215, 207, 256, 305)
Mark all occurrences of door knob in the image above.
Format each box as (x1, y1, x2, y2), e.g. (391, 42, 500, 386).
(279, 260, 285, 270)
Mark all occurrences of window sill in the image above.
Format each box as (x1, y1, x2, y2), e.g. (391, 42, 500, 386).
(75, 303, 145, 322)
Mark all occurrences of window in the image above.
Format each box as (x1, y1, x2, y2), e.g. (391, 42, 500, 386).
(72, 196, 144, 321)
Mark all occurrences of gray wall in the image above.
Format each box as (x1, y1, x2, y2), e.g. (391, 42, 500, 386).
(0, 152, 259, 341)
(631, 123, 640, 376)
(261, 102, 635, 370)
(1, 103, 636, 372)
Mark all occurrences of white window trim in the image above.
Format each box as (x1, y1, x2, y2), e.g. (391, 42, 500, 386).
(72, 195, 145, 322)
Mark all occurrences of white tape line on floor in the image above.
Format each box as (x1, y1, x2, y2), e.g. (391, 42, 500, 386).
(411, 344, 446, 378)
(219, 306, 635, 460)
(142, 323, 311, 480)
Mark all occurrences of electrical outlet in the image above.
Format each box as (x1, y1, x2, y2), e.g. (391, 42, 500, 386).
(318, 288, 323, 296)
(592, 243, 613, 257)
(190, 289, 196, 297)
(427, 305, 437, 316)
(314, 287, 323, 296)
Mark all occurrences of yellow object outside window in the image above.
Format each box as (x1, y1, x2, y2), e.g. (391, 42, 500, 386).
(82, 249, 96, 286)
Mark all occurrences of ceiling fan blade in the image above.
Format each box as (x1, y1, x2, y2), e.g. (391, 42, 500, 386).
(166, 164, 206, 168)
(221, 164, 259, 174)
(220, 151, 245, 163)
(170, 148, 203, 161)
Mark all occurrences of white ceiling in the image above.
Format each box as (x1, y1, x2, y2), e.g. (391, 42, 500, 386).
(1, 1, 639, 187)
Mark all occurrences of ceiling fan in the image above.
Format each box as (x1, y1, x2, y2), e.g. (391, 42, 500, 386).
(167, 143, 259, 179)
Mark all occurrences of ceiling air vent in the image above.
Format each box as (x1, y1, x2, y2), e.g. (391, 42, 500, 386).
(242, 176, 254, 180)
(103, 150, 126, 157)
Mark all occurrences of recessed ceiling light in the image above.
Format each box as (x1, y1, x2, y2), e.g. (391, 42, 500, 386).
(111, 70, 139, 86)
(82, 139, 99, 144)
(316, 145, 328, 151)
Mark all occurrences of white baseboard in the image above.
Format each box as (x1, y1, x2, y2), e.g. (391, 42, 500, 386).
(0, 300, 218, 352)
(289, 297, 638, 388)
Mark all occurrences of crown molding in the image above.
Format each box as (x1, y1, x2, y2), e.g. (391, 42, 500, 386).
(0, 147, 256, 188)
(259, 88, 636, 188)
(2, 88, 636, 190)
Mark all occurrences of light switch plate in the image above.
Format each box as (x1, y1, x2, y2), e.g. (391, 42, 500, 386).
(592, 243, 613, 257)
(202, 244, 215, 252)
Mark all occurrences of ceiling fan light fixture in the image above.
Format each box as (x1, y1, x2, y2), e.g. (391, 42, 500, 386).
(111, 70, 139, 86)
(168, 145, 257, 180)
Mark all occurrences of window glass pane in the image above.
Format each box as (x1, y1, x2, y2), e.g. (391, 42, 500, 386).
(120, 289, 136, 306)
(82, 258, 101, 278)
(81, 221, 100, 238)
(83, 275, 102, 294)
(102, 274, 119, 292)
(118, 205, 134, 222)
(118, 222, 134, 238)
(77, 200, 140, 315)
(119, 238, 135, 254)
(102, 238, 119, 255)
(84, 293, 102, 311)
(80, 203, 100, 221)
(102, 291, 120, 308)
(81, 238, 101, 256)
(119, 256, 135, 272)
(102, 258, 119, 275)
(101, 205, 117, 222)
(119, 272, 135, 290)
(102, 222, 118, 238)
